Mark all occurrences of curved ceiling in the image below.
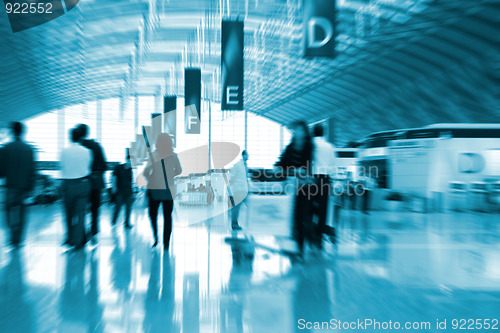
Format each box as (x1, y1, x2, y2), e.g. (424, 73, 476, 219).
(1, 0, 499, 143)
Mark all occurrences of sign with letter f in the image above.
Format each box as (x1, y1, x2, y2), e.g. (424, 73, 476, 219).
(185, 68, 201, 134)
(303, 0, 336, 58)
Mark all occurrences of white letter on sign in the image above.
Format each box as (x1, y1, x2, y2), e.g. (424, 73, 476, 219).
(226, 86, 239, 105)
(308, 17, 333, 48)
(188, 116, 198, 130)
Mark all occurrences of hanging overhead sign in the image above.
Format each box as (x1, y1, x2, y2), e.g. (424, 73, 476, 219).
(185, 68, 201, 134)
(151, 113, 162, 146)
(221, 20, 244, 110)
(303, 0, 336, 58)
(164, 96, 177, 147)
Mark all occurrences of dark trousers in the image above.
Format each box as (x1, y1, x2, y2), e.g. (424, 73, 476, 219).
(293, 184, 313, 255)
(89, 189, 101, 236)
(362, 189, 371, 213)
(112, 194, 133, 226)
(311, 175, 330, 249)
(63, 178, 90, 248)
(348, 184, 357, 210)
(5, 189, 29, 246)
(149, 199, 174, 249)
(333, 202, 341, 227)
(230, 193, 247, 226)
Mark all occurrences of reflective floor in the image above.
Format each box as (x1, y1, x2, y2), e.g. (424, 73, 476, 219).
(1, 196, 500, 332)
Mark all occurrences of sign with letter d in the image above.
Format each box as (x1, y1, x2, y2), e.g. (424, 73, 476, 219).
(303, 0, 336, 58)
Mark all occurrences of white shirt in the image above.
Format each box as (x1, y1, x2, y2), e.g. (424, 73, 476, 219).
(229, 159, 249, 195)
(312, 136, 336, 176)
(60, 142, 92, 179)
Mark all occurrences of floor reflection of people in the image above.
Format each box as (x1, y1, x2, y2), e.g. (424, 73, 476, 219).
(0, 251, 35, 332)
(111, 231, 132, 296)
(143, 252, 179, 333)
(87, 250, 104, 333)
(360, 214, 370, 243)
(220, 240, 254, 333)
(347, 211, 371, 243)
(109, 230, 134, 329)
(346, 210, 359, 241)
(293, 262, 332, 333)
(59, 251, 87, 331)
(161, 255, 178, 333)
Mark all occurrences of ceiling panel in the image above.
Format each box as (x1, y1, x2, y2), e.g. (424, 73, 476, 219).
(0, 0, 498, 144)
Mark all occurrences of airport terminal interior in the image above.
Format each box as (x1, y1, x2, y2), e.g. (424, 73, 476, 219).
(1, 0, 500, 332)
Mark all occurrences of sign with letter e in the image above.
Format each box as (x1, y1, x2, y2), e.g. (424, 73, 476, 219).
(303, 0, 336, 58)
(221, 20, 244, 110)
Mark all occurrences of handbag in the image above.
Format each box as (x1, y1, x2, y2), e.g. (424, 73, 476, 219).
(148, 158, 173, 201)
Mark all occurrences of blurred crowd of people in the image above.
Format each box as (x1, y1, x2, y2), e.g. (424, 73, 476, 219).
(276, 121, 375, 261)
(0, 122, 182, 252)
(0, 120, 374, 262)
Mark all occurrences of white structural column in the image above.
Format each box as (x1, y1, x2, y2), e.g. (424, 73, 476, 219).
(57, 108, 65, 150)
(279, 125, 284, 152)
(244, 109, 248, 151)
(96, 100, 102, 143)
(208, 99, 212, 170)
(134, 95, 139, 135)
(327, 117, 335, 145)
